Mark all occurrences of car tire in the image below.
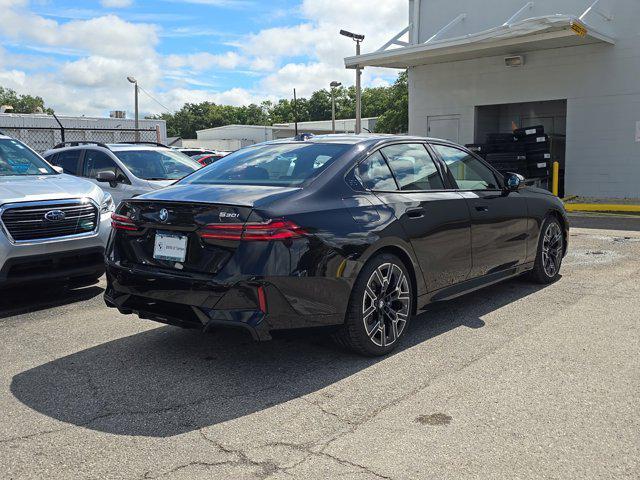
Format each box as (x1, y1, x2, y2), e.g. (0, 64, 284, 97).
(528, 216, 564, 284)
(333, 253, 413, 356)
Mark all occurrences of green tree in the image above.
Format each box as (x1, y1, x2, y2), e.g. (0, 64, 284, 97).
(362, 86, 391, 119)
(0, 86, 53, 114)
(148, 71, 409, 138)
(308, 89, 332, 121)
(374, 71, 408, 134)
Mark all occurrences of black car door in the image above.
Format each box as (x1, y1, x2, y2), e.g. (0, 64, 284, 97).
(431, 144, 528, 278)
(359, 143, 472, 293)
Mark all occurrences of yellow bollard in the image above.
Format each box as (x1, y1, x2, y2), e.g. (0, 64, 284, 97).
(552, 161, 560, 197)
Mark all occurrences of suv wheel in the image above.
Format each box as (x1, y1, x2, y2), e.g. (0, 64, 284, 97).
(334, 254, 413, 356)
(529, 216, 564, 284)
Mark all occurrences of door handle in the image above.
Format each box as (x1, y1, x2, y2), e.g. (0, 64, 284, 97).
(475, 205, 489, 212)
(406, 208, 425, 219)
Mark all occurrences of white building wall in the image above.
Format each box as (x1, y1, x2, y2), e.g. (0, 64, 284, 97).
(197, 125, 274, 144)
(408, 0, 640, 198)
(0, 113, 165, 136)
(0, 113, 167, 151)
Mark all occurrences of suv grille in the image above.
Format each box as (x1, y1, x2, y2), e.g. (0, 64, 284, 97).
(1, 201, 98, 242)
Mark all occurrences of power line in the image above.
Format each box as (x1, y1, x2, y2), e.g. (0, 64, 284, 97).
(137, 85, 173, 114)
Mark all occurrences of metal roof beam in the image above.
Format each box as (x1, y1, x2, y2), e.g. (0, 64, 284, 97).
(377, 25, 411, 52)
(425, 13, 467, 44)
(580, 0, 613, 21)
(503, 2, 534, 27)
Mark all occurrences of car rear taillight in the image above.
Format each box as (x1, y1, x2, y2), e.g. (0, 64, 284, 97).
(111, 213, 139, 231)
(199, 223, 244, 241)
(257, 286, 267, 313)
(199, 219, 306, 242)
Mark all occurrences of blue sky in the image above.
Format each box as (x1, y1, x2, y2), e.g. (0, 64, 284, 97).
(0, 0, 406, 116)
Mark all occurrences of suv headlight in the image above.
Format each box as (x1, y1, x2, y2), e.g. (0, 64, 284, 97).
(100, 192, 116, 214)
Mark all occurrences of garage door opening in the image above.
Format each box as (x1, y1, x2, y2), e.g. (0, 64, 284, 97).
(471, 100, 567, 196)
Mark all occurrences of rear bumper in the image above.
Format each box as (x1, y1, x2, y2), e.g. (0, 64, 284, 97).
(104, 262, 346, 340)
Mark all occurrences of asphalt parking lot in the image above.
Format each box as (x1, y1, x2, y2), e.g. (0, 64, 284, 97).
(1, 217, 638, 479)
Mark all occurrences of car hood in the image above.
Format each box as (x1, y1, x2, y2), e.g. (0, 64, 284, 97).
(0, 174, 104, 206)
(145, 179, 176, 189)
(136, 183, 302, 208)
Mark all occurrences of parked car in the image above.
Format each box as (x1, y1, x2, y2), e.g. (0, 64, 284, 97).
(104, 135, 568, 356)
(43, 142, 201, 205)
(0, 134, 113, 287)
(175, 148, 215, 157)
(192, 152, 230, 166)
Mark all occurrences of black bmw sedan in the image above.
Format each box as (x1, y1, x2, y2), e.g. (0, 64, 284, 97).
(105, 135, 568, 356)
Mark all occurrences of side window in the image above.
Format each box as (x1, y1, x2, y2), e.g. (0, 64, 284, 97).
(83, 150, 129, 184)
(433, 145, 499, 191)
(355, 151, 398, 191)
(381, 143, 444, 191)
(50, 150, 81, 175)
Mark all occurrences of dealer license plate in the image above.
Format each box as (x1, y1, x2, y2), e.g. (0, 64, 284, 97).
(153, 231, 187, 262)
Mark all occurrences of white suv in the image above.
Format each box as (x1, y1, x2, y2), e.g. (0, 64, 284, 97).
(0, 134, 113, 287)
(43, 142, 201, 205)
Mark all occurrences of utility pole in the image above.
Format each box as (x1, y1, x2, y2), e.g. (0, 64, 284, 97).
(340, 30, 365, 134)
(127, 76, 139, 141)
(355, 41, 362, 135)
(330, 81, 342, 134)
(293, 88, 298, 136)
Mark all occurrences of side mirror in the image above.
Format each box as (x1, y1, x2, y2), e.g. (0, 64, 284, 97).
(504, 173, 525, 192)
(52, 166, 64, 174)
(96, 170, 118, 188)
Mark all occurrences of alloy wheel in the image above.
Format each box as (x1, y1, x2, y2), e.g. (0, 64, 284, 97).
(542, 222, 563, 278)
(362, 263, 411, 347)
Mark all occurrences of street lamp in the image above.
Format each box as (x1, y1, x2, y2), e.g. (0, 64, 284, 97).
(330, 81, 342, 134)
(340, 29, 365, 134)
(127, 76, 139, 141)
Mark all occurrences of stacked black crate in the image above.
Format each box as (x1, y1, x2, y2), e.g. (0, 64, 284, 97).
(467, 133, 527, 176)
(514, 126, 551, 179)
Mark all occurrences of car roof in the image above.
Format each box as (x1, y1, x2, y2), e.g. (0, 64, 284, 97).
(254, 134, 458, 148)
(44, 143, 175, 153)
(106, 144, 173, 151)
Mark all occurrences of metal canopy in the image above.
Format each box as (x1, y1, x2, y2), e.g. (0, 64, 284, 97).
(344, 15, 615, 69)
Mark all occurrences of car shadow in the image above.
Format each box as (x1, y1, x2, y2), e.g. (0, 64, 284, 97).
(10, 278, 550, 438)
(0, 279, 104, 320)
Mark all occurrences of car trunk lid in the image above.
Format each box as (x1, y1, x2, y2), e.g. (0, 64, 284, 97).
(111, 184, 301, 275)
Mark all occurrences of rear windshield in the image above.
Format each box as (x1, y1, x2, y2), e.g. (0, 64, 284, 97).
(113, 149, 200, 180)
(180, 143, 351, 187)
(0, 139, 56, 176)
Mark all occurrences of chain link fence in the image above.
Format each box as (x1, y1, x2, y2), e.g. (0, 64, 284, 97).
(1, 126, 161, 153)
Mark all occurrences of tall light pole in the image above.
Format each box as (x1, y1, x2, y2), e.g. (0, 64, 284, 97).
(330, 81, 342, 134)
(127, 76, 139, 141)
(340, 29, 365, 134)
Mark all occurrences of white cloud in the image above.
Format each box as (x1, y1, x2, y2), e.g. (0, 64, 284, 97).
(167, 0, 254, 6)
(100, 0, 133, 8)
(234, 0, 405, 98)
(0, 0, 406, 116)
(165, 51, 243, 71)
(1, 10, 158, 59)
(60, 56, 162, 87)
(160, 87, 273, 110)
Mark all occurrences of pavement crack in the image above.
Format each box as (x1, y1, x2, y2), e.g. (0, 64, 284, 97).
(0, 425, 72, 444)
(300, 396, 357, 426)
(198, 430, 279, 479)
(261, 441, 393, 480)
